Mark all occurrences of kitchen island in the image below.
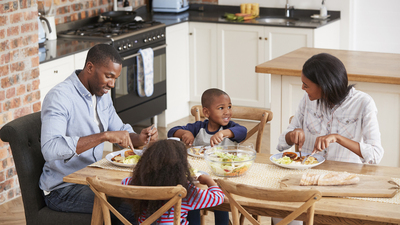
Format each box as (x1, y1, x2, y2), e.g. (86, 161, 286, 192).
(256, 47, 400, 167)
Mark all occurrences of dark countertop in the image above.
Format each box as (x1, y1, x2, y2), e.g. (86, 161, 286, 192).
(40, 4, 340, 64)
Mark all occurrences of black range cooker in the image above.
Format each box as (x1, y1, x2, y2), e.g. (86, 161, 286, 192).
(57, 17, 167, 126)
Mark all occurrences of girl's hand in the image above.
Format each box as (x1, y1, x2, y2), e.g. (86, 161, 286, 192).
(286, 128, 305, 151)
(313, 134, 338, 154)
(197, 174, 217, 187)
(210, 131, 225, 146)
(181, 131, 195, 146)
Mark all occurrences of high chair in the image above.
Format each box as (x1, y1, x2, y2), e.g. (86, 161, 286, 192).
(190, 105, 273, 153)
(86, 176, 187, 225)
(217, 179, 322, 225)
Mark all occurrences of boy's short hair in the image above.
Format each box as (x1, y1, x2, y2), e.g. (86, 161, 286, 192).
(201, 88, 229, 108)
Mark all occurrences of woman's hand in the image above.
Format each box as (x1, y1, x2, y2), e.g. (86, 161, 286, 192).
(286, 128, 305, 151)
(313, 134, 338, 154)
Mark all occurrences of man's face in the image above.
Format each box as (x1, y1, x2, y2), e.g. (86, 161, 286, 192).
(88, 59, 122, 96)
(301, 73, 322, 101)
(203, 94, 232, 127)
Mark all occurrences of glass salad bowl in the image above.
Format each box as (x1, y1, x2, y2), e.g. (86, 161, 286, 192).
(204, 144, 256, 177)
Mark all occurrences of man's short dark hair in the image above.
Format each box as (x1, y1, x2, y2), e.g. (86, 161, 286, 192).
(201, 88, 229, 108)
(84, 44, 123, 68)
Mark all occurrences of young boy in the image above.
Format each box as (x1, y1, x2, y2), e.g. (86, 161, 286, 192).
(167, 88, 247, 225)
(168, 88, 247, 147)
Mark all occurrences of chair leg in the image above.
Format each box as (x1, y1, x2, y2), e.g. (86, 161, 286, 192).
(239, 214, 245, 225)
(200, 209, 208, 225)
(91, 196, 104, 225)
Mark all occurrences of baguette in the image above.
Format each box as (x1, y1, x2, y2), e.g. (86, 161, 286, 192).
(300, 171, 359, 186)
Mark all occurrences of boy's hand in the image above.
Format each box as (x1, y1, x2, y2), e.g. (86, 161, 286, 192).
(181, 131, 195, 146)
(197, 174, 217, 187)
(210, 131, 225, 146)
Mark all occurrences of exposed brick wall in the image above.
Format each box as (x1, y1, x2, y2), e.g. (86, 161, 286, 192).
(0, 0, 41, 204)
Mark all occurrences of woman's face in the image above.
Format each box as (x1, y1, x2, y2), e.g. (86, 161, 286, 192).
(301, 73, 322, 101)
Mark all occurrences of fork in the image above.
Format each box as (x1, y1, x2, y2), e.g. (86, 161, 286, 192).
(302, 152, 315, 164)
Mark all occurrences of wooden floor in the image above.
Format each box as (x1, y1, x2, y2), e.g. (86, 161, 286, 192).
(0, 116, 271, 225)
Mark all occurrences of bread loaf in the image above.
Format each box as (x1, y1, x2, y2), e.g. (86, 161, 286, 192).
(300, 171, 360, 186)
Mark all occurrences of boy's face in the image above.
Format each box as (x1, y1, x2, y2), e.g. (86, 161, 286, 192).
(203, 94, 232, 126)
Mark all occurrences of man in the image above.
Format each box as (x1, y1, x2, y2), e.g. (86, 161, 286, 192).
(40, 44, 157, 220)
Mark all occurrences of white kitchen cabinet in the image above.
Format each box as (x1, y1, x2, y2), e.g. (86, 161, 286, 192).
(217, 24, 267, 108)
(39, 55, 74, 103)
(74, 50, 88, 70)
(188, 21, 340, 109)
(188, 22, 218, 102)
(273, 75, 400, 167)
(158, 22, 191, 127)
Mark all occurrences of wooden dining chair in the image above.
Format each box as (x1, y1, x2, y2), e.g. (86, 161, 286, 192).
(217, 179, 321, 225)
(190, 105, 273, 153)
(86, 176, 187, 225)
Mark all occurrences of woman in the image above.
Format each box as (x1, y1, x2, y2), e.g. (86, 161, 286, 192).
(277, 53, 384, 164)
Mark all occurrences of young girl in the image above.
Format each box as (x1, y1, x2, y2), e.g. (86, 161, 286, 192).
(121, 139, 225, 224)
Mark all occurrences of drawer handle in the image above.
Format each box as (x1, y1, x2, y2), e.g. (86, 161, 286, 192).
(54, 70, 58, 73)
(259, 37, 262, 40)
(265, 37, 268, 40)
(189, 33, 193, 35)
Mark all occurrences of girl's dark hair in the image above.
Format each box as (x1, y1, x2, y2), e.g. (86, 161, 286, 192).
(302, 53, 354, 110)
(129, 139, 195, 221)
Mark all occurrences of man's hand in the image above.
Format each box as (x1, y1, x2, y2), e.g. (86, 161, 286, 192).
(139, 125, 158, 145)
(105, 131, 134, 149)
(286, 128, 305, 151)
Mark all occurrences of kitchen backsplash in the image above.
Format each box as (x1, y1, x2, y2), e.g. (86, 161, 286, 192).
(43, 0, 217, 25)
(41, 0, 146, 24)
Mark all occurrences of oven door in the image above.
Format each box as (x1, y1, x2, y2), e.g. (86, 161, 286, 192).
(112, 43, 167, 126)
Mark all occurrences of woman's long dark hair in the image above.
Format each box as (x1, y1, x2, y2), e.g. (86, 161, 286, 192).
(129, 139, 195, 221)
(302, 53, 354, 110)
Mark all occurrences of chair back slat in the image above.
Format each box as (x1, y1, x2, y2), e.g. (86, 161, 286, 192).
(217, 179, 322, 225)
(190, 105, 273, 153)
(87, 176, 187, 225)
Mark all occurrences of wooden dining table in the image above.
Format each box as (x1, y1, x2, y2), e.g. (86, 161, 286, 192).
(63, 153, 400, 225)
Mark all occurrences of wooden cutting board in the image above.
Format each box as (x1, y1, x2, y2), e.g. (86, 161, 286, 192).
(280, 174, 399, 198)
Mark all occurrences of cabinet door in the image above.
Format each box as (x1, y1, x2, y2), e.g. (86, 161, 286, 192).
(39, 55, 74, 103)
(74, 50, 88, 70)
(160, 22, 190, 126)
(217, 24, 267, 108)
(264, 26, 313, 60)
(189, 22, 218, 103)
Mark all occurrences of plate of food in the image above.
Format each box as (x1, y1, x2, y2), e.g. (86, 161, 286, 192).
(270, 151, 324, 169)
(187, 146, 210, 158)
(106, 149, 141, 168)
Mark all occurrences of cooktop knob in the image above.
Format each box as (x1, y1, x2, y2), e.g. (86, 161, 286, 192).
(148, 38, 152, 42)
(118, 46, 122, 51)
(123, 45, 127, 49)
(161, 33, 165, 38)
(157, 35, 160, 39)
(128, 43, 132, 48)
(143, 39, 147, 43)
(153, 36, 156, 40)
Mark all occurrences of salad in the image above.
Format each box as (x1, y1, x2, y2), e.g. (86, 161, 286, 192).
(206, 151, 254, 177)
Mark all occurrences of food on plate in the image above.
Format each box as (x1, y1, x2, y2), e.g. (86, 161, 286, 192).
(189, 146, 207, 156)
(111, 151, 141, 164)
(300, 171, 360, 186)
(124, 149, 135, 157)
(273, 152, 318, 165)
(208, 151, 252, 177)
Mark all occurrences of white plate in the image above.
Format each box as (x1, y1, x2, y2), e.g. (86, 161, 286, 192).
(105, 149, 138, 168)
(187, 146, 210, 158)
(310, 14, 330, 20)
(270, 152, 325, 170)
